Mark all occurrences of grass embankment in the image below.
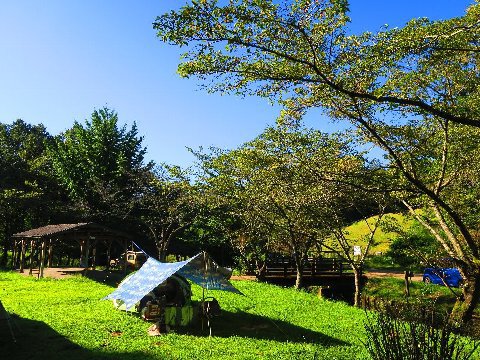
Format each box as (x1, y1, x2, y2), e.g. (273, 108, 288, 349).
(342, 213, 414, 255)
(0, 271, 370, 360)
(364, 277, 457, 307)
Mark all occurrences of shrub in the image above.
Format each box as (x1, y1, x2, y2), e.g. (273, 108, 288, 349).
(386, 222, 443, 269)
(364, 311, 478, 360)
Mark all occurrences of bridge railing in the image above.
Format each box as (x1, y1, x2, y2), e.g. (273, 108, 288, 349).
(263, 256, 351, 277)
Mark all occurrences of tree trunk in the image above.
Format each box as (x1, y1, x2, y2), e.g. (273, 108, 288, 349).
(255, 259, 266, 281)
(293, 254, 303, 289)
(353, 266, 363, 307)
(158, 247, 167, 262)
(1, 231, 9, 267)
(450, 272, 480, 326)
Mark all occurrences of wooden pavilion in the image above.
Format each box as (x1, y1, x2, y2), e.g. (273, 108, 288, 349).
(12, 223, 131, 278)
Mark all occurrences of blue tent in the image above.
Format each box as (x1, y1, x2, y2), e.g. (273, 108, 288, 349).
(104, 252, 242, 310)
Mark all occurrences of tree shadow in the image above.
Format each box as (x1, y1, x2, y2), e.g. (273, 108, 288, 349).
(176, 309, 349, 346)
(82, 269, 126, 287)
(0, 315, 157, 360)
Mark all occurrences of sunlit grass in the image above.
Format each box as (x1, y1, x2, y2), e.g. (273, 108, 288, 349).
(341, 213, 414, 254)
(0, 271, 370, 359)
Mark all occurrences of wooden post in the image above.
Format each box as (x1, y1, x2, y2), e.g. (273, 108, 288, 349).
(48, 239, 53, 268)
(106, 240, 112, 270)
(28, 240, 35, 275)
(84, 238, 90, 268)
(11, 240, 17, 270)
(40, 240, 46, 278)
(92, 239, 97, 270)
(80, 239, 85, 267)
(20, 240, 26, 273)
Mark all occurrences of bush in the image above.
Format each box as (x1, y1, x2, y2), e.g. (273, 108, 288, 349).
(364, 311, 478, 360)
(386, 222, 443, 269)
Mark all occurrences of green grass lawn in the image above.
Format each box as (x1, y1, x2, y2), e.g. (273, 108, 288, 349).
(0, 271, 371, 360)
(363, 277, 457, 305)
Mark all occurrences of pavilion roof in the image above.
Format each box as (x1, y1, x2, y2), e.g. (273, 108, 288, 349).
(12, 223, 130, 240)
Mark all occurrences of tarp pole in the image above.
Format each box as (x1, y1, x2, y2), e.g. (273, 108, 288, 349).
(202, 286, 205, 331)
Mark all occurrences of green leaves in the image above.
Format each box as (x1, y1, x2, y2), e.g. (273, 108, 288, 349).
(156, 1, 479, 127)
(48, 107, 152, 223)
(195, 125, 373, 280)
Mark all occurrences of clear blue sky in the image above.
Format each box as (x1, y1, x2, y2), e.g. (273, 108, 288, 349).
(0, 0, 474, 167)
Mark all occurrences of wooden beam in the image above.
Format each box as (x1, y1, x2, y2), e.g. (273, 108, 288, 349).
(40, 240, 46, 278)
(11, 240, 17, 270)
(84, 238, 90, 268)
(92, 239, 97, 270)
(79, 239, 85, 267)
(28, 239, 34, 275)
(48, 238, 53, 268)
(19, 239, 25, 273)
(106, 239, 112, 270)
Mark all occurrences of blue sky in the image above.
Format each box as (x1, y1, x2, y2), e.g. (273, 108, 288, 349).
(0, 0, 474, 167)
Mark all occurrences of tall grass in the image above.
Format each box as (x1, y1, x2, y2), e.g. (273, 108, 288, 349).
(364, 311, 479, 360)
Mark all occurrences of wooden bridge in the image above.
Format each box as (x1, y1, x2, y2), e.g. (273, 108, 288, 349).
(259, 255, 352, 279)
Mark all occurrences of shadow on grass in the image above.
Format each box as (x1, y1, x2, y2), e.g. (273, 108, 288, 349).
(177, 309, 349, 346)
(0, 315, 157, 360)
(82, 269, 127, 287)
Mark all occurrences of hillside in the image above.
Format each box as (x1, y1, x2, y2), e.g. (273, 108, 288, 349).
(339, 213, 414, 255)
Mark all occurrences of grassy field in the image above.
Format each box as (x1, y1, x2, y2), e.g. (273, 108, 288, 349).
(363, 277, 458, 314)
(0, 271, 371, 360)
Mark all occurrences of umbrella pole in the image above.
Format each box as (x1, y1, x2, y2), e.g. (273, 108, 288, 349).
(201, 287, 205, 331)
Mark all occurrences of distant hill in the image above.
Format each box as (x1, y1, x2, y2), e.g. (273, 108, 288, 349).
(324, 213, 415, 255)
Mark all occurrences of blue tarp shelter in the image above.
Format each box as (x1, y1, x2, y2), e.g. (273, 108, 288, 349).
(104, 252, 242, 310)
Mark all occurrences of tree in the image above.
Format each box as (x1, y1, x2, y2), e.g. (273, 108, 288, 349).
(155, 0, 479, 127)
(139, 165, 199, 261)
(155, 0, 480, 323)
(320, 199, 387, 306)
(0, 120, 61, 266)
(387, 221, 442, 269)
(373, 118, 480, 322)
(48, 108, 152, 227)
(198, 126, 369, 289)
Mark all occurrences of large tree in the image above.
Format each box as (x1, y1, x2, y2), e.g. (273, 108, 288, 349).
(155, 0, 479, 127)
(155, 0, 480, 323)
(138, 165, 199, 261)
(198, 126, 370, 289)
(49, 108, 152, 227)
(0, 120, 61, 266)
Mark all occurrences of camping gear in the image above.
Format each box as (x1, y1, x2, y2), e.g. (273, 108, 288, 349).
(202, 297, 221, 318)
(110, 251, 147, 270)
(104, 252, 241, 330)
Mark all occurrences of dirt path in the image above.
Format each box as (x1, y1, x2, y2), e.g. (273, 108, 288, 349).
(16, 267, 125, 284)
(232, 271, 424, 282)
(17, 267, 424, 283)
(365, 270, 423, 282)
